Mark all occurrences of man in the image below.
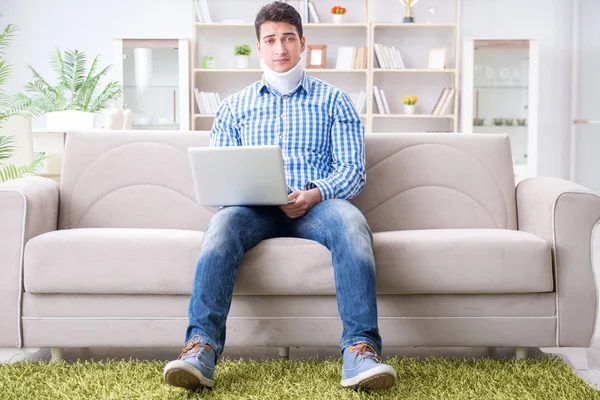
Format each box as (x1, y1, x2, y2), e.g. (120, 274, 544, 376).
(163, 1, 397, 391)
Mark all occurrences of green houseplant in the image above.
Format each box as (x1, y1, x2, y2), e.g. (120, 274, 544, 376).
(0, 19, 45, 182)
(23, 48, 122, 129)
(234, 44, 252, 69)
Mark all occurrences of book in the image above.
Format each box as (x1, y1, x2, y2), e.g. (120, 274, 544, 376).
(374, 44, 386, 69)
(431, 88, 449, 115)
(194, 0, 204, 23)
(194, 88, 203, 113)
(350, 91, 366, 114)
(336, 46, 356, 70)
(438, 88, 455, 115)
(391, 46, 405, 69)
(198, 0, 212, 23)
(373, 85, 385, 114)
(379, 88, 391, 114)
(308, 1, 320, 23)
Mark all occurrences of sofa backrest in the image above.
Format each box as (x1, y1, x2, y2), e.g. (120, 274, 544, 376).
(58, 130, 517, 232)
(350, 133, 517, 231)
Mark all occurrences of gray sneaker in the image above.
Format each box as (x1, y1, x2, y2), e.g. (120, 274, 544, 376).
(163, 334, 216, 390)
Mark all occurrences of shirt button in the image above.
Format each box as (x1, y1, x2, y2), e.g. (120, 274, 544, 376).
(282, 95, 288, 100)
(279, 135, 283, 139)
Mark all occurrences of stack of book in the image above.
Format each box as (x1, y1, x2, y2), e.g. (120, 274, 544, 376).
(335, 47, 367, 70)
(194, 0, 212, 23)
(349, 91, 366, 114)
(372, 86, 391, 114)
(431, 88, 456, 115)
(373, 43, 405, 69)
(194, 89, 221, 115)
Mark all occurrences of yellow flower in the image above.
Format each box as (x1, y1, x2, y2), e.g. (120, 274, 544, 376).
(402, 96, 418, 105)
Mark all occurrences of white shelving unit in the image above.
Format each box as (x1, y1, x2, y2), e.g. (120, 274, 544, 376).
(461, 39, 540, 183)
(191, 0, 460, 133)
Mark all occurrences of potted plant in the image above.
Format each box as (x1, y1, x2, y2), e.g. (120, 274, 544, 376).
(234, 45, 252, 69)
(402, 95, 418, 115)
(331, 5, 346, 24)
(23, 48, 122, 130)
(0, 19, 45, 182)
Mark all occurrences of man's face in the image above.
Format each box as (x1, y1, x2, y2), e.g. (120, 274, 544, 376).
(257, 21, 305, 73)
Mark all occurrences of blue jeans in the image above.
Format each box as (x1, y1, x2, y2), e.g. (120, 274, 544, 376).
(185, 199, 381, 358)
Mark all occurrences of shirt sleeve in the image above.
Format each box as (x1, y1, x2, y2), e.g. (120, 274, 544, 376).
(306, 91, 366, 200)
(210, 100, 241, 147)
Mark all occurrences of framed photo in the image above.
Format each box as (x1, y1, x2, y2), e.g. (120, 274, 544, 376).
(428, 48, 446, 69)
(307, 45, 326, 69)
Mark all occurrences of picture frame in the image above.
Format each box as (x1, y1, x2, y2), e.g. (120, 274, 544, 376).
(428, 48, 446, 69)
(306, 45, 327, 69)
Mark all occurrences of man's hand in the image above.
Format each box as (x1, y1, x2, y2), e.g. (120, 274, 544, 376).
(279, 188, 322, 219)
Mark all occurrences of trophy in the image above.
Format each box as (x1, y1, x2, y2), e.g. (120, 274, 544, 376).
(400, 0, 420, 23)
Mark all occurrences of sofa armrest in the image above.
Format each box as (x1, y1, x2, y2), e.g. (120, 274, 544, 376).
(516, 176, 600, 347)
(0, 176, 59, 348)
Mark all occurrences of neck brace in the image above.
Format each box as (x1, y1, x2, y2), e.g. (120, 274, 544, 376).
(260, 57, 305, 95)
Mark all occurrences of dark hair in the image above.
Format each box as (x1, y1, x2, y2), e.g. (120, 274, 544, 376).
(255, 2, 303, 40)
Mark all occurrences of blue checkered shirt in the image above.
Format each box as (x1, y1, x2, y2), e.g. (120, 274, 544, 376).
(210, 74, 366, 200)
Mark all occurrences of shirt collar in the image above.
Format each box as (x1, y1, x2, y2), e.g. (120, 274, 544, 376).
(257, 73, 311, 97)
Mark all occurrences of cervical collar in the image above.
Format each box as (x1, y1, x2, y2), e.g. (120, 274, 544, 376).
(260, 57, 304, 95)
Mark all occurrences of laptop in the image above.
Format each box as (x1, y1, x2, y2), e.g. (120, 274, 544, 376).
(188, 145, 292, 206)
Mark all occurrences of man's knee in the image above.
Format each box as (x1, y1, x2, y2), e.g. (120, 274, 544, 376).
(315, 199, 371, 235)
(204, 206, 250, 240)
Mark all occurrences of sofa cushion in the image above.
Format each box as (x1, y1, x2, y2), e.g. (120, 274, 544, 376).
(24, 228, 553, 295)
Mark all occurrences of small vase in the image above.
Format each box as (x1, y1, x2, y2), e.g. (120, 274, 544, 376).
(332, 14, 344, 24)
(236, 55, 249, 69)
(404, 104, 416, 115)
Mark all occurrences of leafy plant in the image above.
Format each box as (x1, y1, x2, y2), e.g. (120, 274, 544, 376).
(0, 20, 39, 128)
(0, 135, 45, 182)
(0, 17, 45, 182)
(23, 48, 122, 113)
(234, 45, 252, 56)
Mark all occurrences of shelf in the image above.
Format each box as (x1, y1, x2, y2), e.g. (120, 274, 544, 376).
(195, 22, 367, 29)
(304, 23, 368, 28)
(474, 125, 528, 129)
(373, 68, 456, 74)
(307, 69, 367, 73)
(191, 0, 460, 133)
(474, 86, 528, 89)
(195, 22, 454, 29)
(194, 68, 263, 73)
(194, 68, 367, 73)
(195, 23, 253, 28)
(373, 23, 457, 29)
(373, 114, 456, 119)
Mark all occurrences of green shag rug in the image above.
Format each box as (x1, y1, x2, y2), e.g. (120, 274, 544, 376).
(0, 356, 598, 400)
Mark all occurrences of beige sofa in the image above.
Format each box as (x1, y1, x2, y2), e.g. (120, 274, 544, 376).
(1, 130, 598, 368)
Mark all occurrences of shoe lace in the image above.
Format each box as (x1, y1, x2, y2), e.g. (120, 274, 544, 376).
(348, 342, 382, 363)
(178, 334, 212, 359)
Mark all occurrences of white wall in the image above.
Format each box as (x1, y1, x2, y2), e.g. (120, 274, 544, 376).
(573, 0, 600, 192)
(461, 0, 573, 178)
(0, 0, 191, 128)
(0, 0, 574, 178)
